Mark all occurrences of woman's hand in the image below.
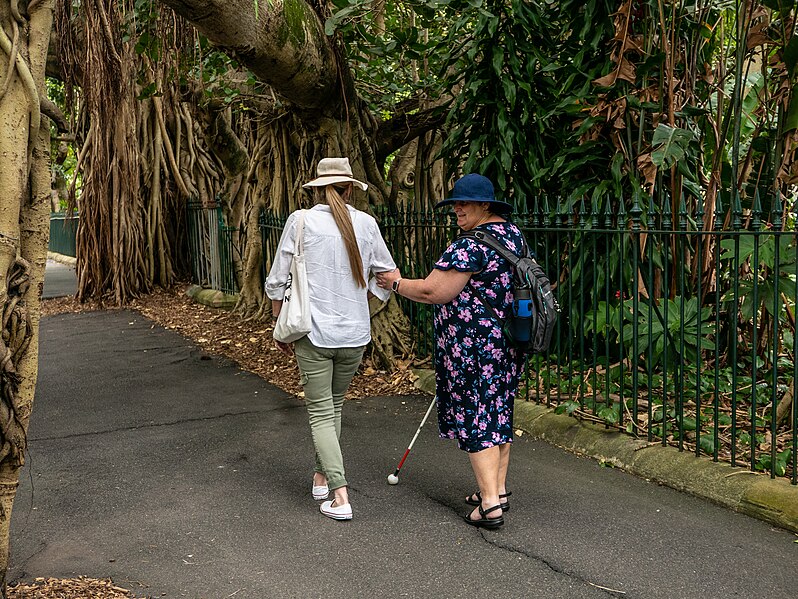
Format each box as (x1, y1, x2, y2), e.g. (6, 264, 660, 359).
(275, 340, 294, 357)
(376, 268, 401, 290)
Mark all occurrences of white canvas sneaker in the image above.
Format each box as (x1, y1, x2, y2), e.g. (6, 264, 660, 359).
(311, 483, 329, 501)
(320, 500, 352, 521)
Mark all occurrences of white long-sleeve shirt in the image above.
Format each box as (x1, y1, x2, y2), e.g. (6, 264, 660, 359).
(265, 205, 396, 348)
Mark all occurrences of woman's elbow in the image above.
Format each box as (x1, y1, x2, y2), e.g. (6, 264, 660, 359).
(417, 288, 457, 305)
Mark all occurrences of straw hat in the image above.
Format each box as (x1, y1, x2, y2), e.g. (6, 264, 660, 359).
(302, 157, 369, 191)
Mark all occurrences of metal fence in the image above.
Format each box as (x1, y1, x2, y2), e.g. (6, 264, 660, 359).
(259, 211, 289, 287)
(49, 213, 78, 257)
(377, 194, 798, 485)
(186, 203, 237, 295)
(203, 200, 797, 484)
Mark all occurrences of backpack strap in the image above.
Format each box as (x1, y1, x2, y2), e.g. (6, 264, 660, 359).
(457, 228, 526, 328)
(468, 279, 506, 327)
(459, 229, 529, 266)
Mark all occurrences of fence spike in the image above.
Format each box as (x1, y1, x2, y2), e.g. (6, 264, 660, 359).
(590, 196, 599, 228)
(543, 195, 552, 227)
(696, 192, 705, 225)
(578, 197, 587, 228)
(557, 195, 569, 227)
(713, 191, 724, 231)
(647, 193, 657, 230)
(630, 192, 643, 232)
(662, 192, 672, 230)
(520, 202, 530, 227)
(533, 196, 542, 227)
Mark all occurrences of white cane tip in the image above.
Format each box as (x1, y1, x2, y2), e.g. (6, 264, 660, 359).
(387, 474, 399, 485)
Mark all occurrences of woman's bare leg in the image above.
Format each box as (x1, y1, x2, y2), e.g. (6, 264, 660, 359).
(467, 446, 501, 521)
(498, 443, 511, 496)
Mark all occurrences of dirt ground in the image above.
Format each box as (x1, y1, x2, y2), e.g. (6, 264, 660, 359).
(12, 285, 428, 598)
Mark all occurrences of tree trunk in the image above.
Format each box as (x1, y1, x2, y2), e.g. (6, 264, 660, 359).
(0, 1, 54, 594)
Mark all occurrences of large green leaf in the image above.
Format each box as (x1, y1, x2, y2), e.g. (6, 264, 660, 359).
(651, 124, 696, 169)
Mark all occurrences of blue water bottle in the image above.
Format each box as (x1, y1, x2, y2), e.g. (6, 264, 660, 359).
(505, 286, 533, 346)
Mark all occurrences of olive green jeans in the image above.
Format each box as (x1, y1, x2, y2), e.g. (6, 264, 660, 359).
(294, 336, 365, 491)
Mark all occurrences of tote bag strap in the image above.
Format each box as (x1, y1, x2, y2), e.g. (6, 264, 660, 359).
(294, 210, 306, 256)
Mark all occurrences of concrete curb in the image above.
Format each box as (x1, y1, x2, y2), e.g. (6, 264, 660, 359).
(412, 368, 798, 533)
(47, 251, 76, 267)
(185, 285, 238, 310)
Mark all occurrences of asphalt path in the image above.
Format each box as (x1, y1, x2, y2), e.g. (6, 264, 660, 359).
(9, 310, 796, 599)
(42, 260, 77, 299)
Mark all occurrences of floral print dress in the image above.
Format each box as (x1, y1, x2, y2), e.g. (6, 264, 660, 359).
(433, 222, 526, 453)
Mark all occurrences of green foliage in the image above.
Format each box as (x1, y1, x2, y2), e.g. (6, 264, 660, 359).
(436, 0, 796, 214)
(440, 0, 615, 204)
(324, 0, 462, 113)
(651, 124, 696, 170)
(46, 78, 81, 205)
(583, 296, 716, 367)
(719, 235, 798, 323)
(123, 0, 162, 61)
(756, 449, 793, 477)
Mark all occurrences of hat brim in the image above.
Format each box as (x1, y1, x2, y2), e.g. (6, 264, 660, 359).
(434, 197, 513, 215)
(302, 176, 368, 192)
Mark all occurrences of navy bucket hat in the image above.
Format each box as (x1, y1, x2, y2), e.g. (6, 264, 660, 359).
(434, 173, 513, 215)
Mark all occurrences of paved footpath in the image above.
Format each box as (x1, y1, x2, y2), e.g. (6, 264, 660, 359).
(42, 259, 77, 299)
(9, 310, 797, 599)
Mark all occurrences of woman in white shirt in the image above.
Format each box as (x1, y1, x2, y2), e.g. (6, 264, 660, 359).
(265, 157, 396, 521)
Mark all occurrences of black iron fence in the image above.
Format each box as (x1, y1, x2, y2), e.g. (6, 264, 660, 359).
(377, 194, 797, 485)
(259, 210, 288, 288)
(191, 199, 797, 484)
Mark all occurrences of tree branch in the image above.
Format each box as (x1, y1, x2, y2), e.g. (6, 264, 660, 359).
(158, 0, 340, 111)
(375, 99, 451, 163)
(40, 96, 69, 133)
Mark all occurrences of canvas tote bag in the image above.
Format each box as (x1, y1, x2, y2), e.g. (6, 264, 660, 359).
(273, 210, 311, 343)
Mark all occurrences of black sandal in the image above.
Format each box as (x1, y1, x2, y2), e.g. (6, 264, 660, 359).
(465, 490, 512, 512)
(463, 504, 504, 530)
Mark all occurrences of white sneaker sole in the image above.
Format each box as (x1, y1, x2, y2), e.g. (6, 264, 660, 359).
(320, 501, 352, 521)
(312, 484, 329, 501)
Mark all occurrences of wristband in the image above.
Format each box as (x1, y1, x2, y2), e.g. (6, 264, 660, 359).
(392, 278, 401, 292)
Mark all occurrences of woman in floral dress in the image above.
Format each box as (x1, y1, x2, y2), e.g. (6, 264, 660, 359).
(377, 173, 525, 530)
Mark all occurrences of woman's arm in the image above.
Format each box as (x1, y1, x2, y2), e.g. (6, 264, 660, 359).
(264, 212, 299, 300)
(376, 268, 472, 305)
(271, 299, 283, 318)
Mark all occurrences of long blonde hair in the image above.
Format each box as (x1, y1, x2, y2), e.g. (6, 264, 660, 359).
(315, 184, 366, 288)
